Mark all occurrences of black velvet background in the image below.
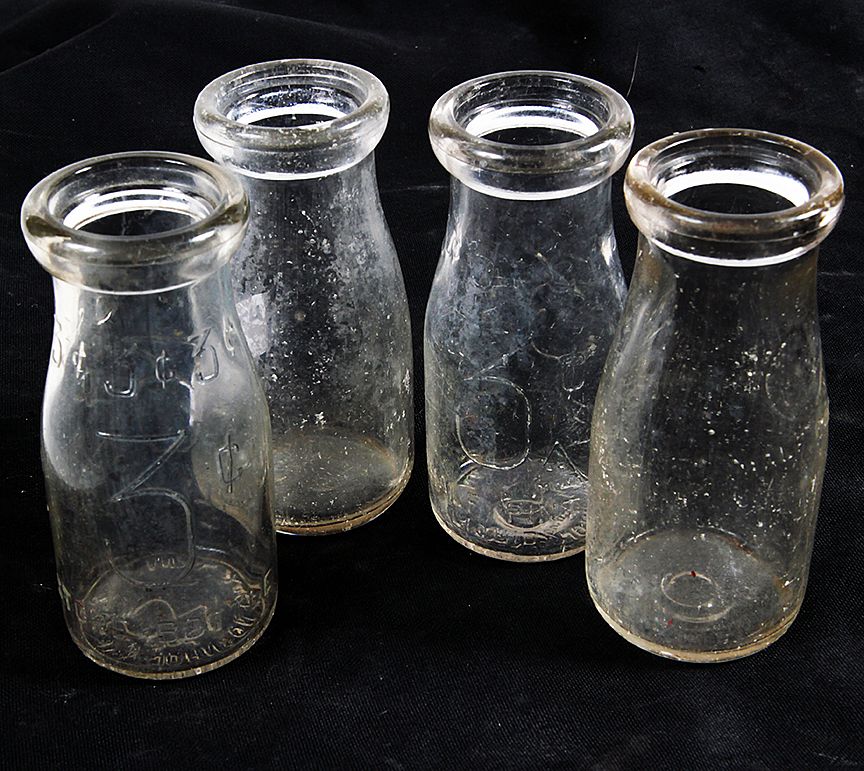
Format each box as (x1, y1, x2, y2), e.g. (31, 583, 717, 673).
(1, 1, 862, 768)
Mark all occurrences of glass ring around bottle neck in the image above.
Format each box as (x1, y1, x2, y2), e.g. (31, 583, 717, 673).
(21, 151, 248, 294)
(624, 128, 845, 266)
(194, 59, 389, 180)
(428, 70, 634, 200)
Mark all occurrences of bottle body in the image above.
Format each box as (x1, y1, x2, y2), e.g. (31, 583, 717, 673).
(23, 151, 277, 678)
(425, 179, 625, 559)
(195, 60, 413, 534)
(233, 158, 413, 533)
(425, 71, 633, 560)
(586, 128, 844, 661)
(44, 271, 276, 677)
(587, 241, 827, 660)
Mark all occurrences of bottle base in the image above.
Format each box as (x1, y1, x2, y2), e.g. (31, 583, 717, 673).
(427, 452, 587, 561)
(70, 581, 277, 680)
(589, 587, 798, 663)
(276, 469, 411, 535)
(586, 527, 802, 662)
(272, 427, 412, 535)
(432, 502, 584, 562)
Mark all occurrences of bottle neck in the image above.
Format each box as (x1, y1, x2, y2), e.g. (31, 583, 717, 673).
(52, 267, 235, 342)
(229, 153, 391, 302)
(445, 178, 619, 270)
(239, 153, 383, 221)
(632, 237, 820, 334)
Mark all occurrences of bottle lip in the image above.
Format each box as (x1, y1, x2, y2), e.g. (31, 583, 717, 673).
(428, 70, 634, 200)
(625, 128, 845, 266)
(21, 151, 248, 293)
(194, 59, 389, 179)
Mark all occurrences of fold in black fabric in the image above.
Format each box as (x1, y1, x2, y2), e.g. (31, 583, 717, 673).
(1, 1, 862, 767)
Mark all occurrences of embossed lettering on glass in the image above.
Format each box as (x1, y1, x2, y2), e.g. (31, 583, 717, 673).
(22, 152, 278, 678)
(425, 71, 633, 560)
(195, 60, 414, 534)
(586, 129, 844, 661)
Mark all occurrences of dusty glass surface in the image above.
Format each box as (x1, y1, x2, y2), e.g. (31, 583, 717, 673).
(586, 129, 844, 661)
(195, 60, 413, 535)
(22, 152, 277, 679)
(425, 71, 633, 561)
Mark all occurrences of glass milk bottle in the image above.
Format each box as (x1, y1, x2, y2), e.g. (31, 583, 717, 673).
(425, 71, 633, 560)
(586, 129, 844, 661)
(22, 152, 277, 678)
(195, 60, 413, 535)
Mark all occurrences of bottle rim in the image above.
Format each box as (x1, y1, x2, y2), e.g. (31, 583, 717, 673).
(194, 59, 389, 178)
(428, 70, 634, 200)
(624, 128, 845, 266)
(21, 151, 248, 293)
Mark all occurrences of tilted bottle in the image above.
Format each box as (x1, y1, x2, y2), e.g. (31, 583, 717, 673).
(425, 71, 633, 560)
(586, 129, 843, 661)
(195, 59, 414, 534)
(22, 152, 277, 678)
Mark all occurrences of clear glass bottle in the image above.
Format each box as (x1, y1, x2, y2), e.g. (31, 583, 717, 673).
(22, 152, 278, 678)
(194, 60, 413, 535)
(425, 71, 633, 561)
(586, 129, 844, 662)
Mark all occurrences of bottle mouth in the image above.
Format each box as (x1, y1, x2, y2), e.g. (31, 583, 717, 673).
(21, 151, 247, 294)
(194, 59, 389, 179)
(428, 70, 633, 200)
(625, 128, 845, 266)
